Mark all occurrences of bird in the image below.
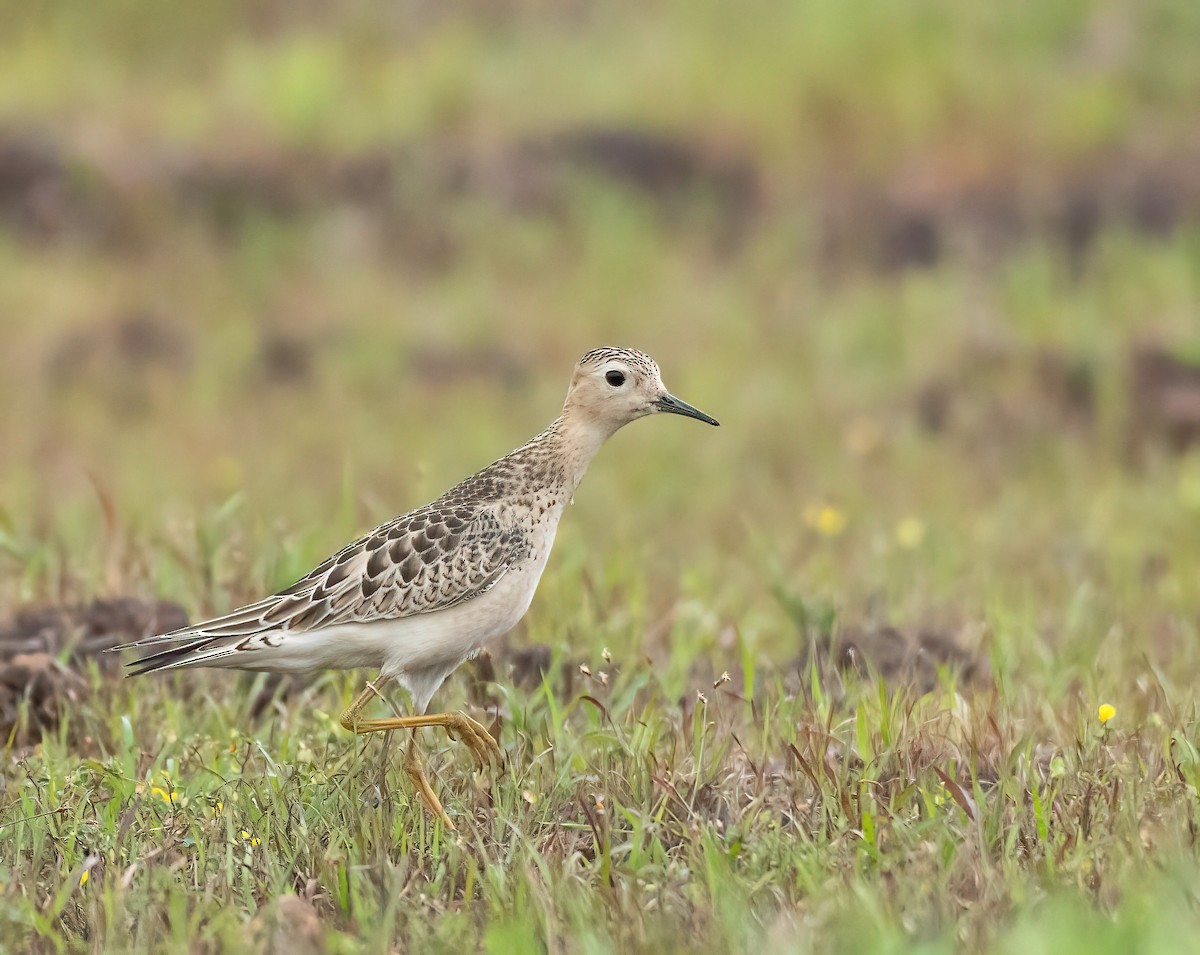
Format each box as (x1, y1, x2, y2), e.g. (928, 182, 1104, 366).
(114, 346, 719, 827)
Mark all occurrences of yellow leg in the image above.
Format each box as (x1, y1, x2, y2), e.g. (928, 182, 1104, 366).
(338, 681, 502, 827)
(338, 676, 384, 729)
(339, 681, 386, 731)
(345, 710, 502, 770)
(403, 733, 455, 829)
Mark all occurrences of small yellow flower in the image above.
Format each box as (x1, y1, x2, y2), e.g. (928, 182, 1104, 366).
(804, 504, 846, 537)
(79, 869, 90, 887)
(895, 517, 926, 549)
(137, 775, 179, 804)
(1098, 703, 1116, 724)
(240, 830, 261, 847)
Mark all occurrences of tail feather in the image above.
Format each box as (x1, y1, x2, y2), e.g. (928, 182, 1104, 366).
(113, 597, 279, 650)
(125, 639, 246, 675)
(113, 596, 285, 676)
(124, 638, 217, 675)
(124, 636, 237, 675)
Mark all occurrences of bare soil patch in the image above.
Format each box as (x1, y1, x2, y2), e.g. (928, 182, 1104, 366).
(796, 624, 991, 696)
(4, 126, 1197, 268)
(0, 598, 186, 745)
(1128, 346, 1200, 454)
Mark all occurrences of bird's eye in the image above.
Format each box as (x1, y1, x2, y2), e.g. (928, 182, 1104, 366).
(605, 370, 626, 387)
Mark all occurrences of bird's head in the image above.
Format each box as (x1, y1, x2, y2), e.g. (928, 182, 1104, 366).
(562, 346, 719, 436)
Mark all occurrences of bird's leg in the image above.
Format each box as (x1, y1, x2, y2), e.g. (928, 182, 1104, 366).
(339, 680, 501, 828)
(403, 733, 455, 830)
(345, 710, 503, 770)
(338, 680, 387, 732)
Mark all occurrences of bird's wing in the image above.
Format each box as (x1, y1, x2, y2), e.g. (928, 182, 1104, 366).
(122, 503, 528, 673)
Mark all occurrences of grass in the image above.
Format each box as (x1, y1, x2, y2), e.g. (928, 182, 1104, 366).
(2, 0, 1200, 951)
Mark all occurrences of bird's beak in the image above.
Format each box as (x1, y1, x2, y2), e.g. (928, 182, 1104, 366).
(654, 391, 720, 426)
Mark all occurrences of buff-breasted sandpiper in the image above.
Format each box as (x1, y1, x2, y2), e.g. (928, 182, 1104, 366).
(116, 347, 719, 827)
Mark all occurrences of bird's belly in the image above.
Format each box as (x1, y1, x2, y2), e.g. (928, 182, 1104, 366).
(366, 542, 552, 677)
(404, 558, 543, 667)
(257, 527, 557, 677)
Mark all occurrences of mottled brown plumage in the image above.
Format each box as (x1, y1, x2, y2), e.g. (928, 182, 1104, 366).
(115, 346, 718, 827)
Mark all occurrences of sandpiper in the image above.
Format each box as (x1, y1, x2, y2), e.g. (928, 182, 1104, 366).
(116, 347, 718, 827)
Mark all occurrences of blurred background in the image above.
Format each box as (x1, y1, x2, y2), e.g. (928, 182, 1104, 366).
(1, 0, 1199, 685)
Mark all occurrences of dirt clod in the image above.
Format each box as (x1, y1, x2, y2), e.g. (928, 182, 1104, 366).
(798, 625, 989, 695)
(1129, 346, 1200, 453)
(911, 343, 1096, 446)
(249, 893, 326, 955)
(0, 597, 188, 746)
(0, 597, 188, 660)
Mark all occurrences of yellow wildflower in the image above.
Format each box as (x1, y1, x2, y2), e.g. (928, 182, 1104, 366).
(136, 775, 179, 804)
(804, 504, 846, 537)
(79, 868, 89, 887)
(1098, 703, 1116, 724)
(895, 517, 926, 549)
(241, 830, 261, 847)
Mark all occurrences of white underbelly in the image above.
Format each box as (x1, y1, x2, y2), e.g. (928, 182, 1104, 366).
(245, 537, 554, 677)
(380, 554, 548, 676)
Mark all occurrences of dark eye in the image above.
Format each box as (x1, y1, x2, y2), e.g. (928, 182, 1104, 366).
(605, 370, 626, 387)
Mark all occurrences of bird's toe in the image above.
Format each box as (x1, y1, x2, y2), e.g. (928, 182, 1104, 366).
(450, 713, 502, 769)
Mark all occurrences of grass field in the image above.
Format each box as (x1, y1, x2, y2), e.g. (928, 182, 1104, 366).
(3, 1, 1200, 951)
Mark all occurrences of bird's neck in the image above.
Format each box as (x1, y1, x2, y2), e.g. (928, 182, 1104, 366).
(526, 410, 610, 493)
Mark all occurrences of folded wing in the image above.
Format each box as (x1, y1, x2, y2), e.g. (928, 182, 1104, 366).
(122, 503, 527, 674)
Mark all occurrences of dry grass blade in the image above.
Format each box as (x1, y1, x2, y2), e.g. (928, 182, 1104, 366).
(933, 767, 978, 822)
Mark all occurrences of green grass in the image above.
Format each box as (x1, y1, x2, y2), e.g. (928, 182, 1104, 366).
(3, 0, 1200, 951)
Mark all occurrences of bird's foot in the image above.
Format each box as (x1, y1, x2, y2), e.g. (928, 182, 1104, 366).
(442, 712, 503, 770)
